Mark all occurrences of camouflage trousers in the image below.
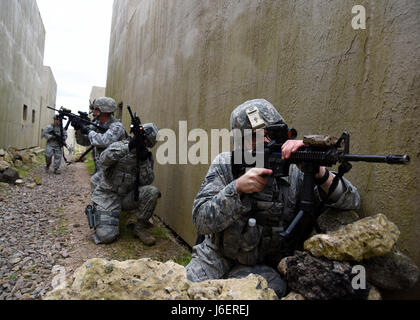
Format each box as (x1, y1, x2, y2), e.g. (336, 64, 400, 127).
(45, 144, 62, 170)
(91, 185, 161, 244)
(185, 237, 287, 298)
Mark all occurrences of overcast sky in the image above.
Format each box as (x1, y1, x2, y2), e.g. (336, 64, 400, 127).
(36, 0, 114, 114)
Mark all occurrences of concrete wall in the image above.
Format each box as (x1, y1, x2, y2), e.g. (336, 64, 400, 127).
(90, 86, 106, 102)
(106, 0, 420, 297)
(38, 66, 57, 149)
(0, 0, 56, 150)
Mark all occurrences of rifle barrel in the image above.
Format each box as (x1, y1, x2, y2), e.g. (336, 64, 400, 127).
(343, 154, 410, 165)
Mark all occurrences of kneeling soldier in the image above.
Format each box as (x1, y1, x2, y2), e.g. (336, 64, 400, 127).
(87, 123, 161, 246)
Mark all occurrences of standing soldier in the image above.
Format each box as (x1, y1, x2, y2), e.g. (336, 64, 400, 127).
(86, 123, 161, 245)
(71, 97, 126, 187)
(42, 115, 67, 174)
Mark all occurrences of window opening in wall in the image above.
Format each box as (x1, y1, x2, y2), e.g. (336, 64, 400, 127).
(117, 102, 123, 120)
(32, 110, 36, 123)
(23, 105, 28, 121)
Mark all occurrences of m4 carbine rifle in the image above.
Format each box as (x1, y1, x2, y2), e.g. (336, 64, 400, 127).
(127, 105, 149, 202)
(47, 106, 109, 163)
(234, 123, 410, 240)
(47, 106, 107, 134)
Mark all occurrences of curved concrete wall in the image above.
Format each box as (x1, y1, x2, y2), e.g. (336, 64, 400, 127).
(106, 0, 420, 297)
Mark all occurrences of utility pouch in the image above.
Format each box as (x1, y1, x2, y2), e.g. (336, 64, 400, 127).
(221, 218, 262, 266)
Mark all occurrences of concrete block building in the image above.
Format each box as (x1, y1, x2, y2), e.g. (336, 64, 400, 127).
(0, 0, 56, 150)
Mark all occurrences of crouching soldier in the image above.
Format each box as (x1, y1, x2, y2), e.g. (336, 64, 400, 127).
(87, 123, 161, 246)
(185, 99, 361, 298)
(42, 115, 67, 174)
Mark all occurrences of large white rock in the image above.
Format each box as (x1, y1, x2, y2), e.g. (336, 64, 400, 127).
(44, 258, 278, 300)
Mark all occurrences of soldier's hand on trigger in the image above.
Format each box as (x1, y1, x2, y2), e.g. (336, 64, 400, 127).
(235, 168, 273, 195)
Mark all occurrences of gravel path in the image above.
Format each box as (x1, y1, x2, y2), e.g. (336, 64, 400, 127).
(0, 157, 192, 300)
(0, 161, 87, 300)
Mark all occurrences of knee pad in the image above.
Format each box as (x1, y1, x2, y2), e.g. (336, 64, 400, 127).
(95, 225, 119, 244)
(93, 210, 120, 244)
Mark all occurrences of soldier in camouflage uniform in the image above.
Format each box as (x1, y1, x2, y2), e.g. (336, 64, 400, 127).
(72, 97, 126, 186)
(185, 99, 361, 297)
(89, 123, 161, 246)
(42, 115, 67, 174)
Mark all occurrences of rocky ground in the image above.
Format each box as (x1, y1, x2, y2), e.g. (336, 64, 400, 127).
(0, 154, 191, 300)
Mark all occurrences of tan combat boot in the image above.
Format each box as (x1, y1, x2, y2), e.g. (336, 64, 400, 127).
(134, 221, 156, 246)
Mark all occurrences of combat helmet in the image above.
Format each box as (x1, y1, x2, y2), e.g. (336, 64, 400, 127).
(230, 99, 285, 132)
(91, 97, 117, 113)
(142, 123, 159, 148)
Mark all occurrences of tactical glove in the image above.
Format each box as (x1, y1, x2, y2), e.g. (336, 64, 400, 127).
(139, 149, 151, 161)
(71, 119, 82, 130)
(129, 135, 151, 161)
(79, 124, 91, 135)
(129, 135, 139, 152)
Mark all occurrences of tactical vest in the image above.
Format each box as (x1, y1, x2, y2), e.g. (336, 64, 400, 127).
(221, 166, 305, 268)
(44, 125, 62, 147)
(101, 143, 135, 195)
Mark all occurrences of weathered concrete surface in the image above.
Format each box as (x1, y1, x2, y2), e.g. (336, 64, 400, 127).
(105, 0, 420, 297)
(39, 67, 58, 149)
(89, 86, 106, 102)
(0, 0, 56, 150)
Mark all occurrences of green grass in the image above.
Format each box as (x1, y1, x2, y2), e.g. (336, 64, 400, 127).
(174, 251, 192, 266)
(36, 153, 46, 164)
(15, 166, 31, 179)
(85, 159, 96, 175)
(149, 225, 169, 240)
(53, 216, 68, 235)
(9, 153, 46, 179)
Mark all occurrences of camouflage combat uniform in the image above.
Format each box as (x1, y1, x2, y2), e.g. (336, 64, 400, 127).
(75, 97, 126, 186)
(89, 124, 161, 245)
(185, 99, 361, 297)
(42, 124, 67, 172)
(75, 117, 126, 172)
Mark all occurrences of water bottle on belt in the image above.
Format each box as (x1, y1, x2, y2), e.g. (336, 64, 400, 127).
(238, 218, 261, 266)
